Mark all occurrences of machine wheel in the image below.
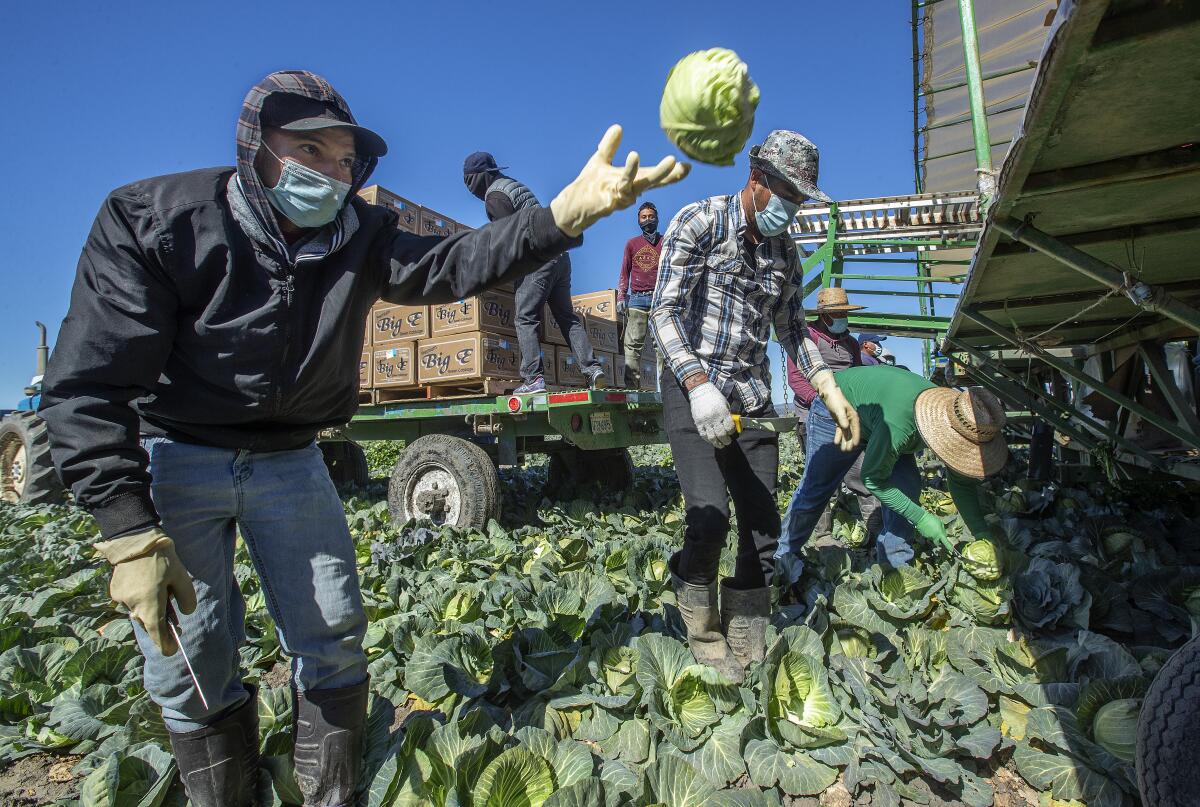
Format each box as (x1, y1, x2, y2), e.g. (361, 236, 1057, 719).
(1137, 632, 1200, 806)
(546, 447, 633, 498)
(0, 412, 66, 505)
(319, 440, 370, 488)
(387, 434, 499, 530)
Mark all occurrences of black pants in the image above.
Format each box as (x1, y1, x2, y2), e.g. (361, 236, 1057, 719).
(664, 374, 780, 589)
(513, 254, 598, 382)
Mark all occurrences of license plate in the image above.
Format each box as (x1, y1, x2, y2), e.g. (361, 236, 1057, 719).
(589, 412, 614, 434)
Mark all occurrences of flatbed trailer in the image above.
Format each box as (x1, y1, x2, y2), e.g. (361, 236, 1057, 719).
(327, 388, 671, 529)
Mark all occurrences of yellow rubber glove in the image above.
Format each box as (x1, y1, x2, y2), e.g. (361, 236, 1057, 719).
(810, 369, 861, 451)
(550, 125, 691, 237)
(95, 527, 197, 656)
(915, 512, 958, 555)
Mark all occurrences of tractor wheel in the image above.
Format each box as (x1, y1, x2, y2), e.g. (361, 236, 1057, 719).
(1137, 632, 1200, 806)
(546, 447, 633, 498)
(387, 434, 499, 530)
(0, 412, 66, 505)
(319, 440, 370, 488)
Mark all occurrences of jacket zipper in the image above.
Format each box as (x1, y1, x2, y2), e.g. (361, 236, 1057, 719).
(272, 268, 295, 415)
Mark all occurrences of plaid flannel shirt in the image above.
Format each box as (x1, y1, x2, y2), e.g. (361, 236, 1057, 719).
(649, 194, 828, 412)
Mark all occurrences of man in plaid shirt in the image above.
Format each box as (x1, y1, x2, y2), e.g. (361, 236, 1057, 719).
(650, 130, 860, 683)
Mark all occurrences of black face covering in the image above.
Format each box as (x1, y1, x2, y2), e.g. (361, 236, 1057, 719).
(465, 171, 497, 200)
(640, 218, 659, 236)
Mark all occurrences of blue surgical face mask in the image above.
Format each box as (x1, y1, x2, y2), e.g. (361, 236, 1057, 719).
(827, 317, 849, 334)
(262, 143, 352, 228)
(752, 182, 801, 237)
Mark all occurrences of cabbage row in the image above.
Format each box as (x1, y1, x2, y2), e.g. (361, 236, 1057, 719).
(0, 442, 1196, 805)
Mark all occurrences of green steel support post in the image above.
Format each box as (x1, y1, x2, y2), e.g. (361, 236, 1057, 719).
(943, 336, 1165, 467)
(960, 308, 1200, 450)
(958, 0, 995, 203)
(820, 202, 839, 289)
(994, 217, 1200, 334)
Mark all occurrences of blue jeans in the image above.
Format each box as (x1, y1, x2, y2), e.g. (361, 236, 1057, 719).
(626, 291, 653, 310)
(138, 437, 367, 732)
(776, 400, 918, 567)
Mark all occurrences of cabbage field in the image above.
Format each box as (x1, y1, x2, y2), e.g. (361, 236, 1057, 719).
(0, 439, 1196, 806)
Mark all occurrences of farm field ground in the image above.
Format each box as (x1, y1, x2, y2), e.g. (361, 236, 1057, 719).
(0, 437, 1195, 806)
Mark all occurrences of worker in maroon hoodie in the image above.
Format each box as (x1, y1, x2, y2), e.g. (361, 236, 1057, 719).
(786, 287, 880, 541)
(616, 202, 664, 388)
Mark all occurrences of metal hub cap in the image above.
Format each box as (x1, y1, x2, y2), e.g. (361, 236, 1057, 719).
(406, 465, 461, 525)
(1, 437, 26, 502)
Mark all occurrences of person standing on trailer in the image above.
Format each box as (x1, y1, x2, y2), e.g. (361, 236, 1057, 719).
(463, 152, 605, 393)
(38, 69, 688, 807)
(617, 202, 665, 388)
(650, 130, 860, 684)
(785, 287, 881, 542)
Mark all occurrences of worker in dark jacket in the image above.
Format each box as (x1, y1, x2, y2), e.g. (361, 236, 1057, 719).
(38, 70, 688, 807)
(463, 152, 603, 394)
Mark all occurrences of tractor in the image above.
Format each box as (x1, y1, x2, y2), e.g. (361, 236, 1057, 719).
(0, 323, 66, 504)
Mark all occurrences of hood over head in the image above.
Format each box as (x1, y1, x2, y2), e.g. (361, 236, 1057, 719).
(236, 70, 380, 244)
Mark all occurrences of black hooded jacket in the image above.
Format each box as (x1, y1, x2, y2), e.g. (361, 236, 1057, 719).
(39, 71, 579, 540)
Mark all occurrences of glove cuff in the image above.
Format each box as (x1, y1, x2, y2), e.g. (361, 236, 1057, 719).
(95, 528, 173, 565)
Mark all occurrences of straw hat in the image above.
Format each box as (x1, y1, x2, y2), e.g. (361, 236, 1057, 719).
(814, 287, 865, 313)
(915, 386, 1009, 479)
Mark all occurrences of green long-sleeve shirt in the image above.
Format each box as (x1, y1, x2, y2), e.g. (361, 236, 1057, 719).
(829, 366, 990, 536)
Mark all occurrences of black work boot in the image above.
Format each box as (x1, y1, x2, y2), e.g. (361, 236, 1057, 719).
(168, 686, 260, 807)
(720, 580, 771, 669)
(293, 681, 369, 806)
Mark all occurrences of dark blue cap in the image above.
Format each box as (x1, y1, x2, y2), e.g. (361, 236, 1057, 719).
(463, 151, 507, 174)
(857, 333, 887, 344)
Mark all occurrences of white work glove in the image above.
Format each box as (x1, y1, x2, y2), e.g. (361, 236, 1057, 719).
(810, 369, 861, 451)
(95, 527, 197, 656)
(550, 125, 691, 237)
(689, 381, 736, 448)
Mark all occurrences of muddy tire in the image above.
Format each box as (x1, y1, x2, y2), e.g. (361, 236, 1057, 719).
(0, 412, 65, 505)
(387, 434, 499, 530)
(1137, 632, 1200, 806)
(319, 440, 370, 488)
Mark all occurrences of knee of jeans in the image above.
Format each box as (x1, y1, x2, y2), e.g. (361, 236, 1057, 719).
(684, 506, 729, 545)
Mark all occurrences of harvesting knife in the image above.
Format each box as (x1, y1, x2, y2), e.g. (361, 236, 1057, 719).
(731, 415, 796, 434)
(166, 605, 209, 710)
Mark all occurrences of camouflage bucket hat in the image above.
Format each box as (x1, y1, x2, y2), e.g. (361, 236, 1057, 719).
(749, 129, 832, 203)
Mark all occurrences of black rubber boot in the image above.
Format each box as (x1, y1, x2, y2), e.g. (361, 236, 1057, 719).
(168, 686, 260, 807)
(293, 681, 369, 807)
(669, 555, 744, 684)
(720, 580, 770, 669)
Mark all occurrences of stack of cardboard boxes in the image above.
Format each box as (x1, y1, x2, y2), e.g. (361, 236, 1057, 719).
(357, 184, 658, 398)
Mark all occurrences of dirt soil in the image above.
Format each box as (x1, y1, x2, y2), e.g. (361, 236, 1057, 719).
(262, 659, 291, 689)
(0, 754, 82, 806)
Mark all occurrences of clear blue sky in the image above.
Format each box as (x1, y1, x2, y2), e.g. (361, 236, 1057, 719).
(0, 0, 933, 406)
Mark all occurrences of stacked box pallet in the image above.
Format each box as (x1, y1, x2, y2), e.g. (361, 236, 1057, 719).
(419, 208, 455, 238)
(555, 346, 587, 388)
(431, 290, 517, 337)
(417, 332, 520, 385)
(572, 289, 619, 322)
(540, 343, 557, 385)
(357, 185, 420, 233)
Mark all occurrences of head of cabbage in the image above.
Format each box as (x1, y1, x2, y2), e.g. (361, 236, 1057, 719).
(660, 48, 760, 166)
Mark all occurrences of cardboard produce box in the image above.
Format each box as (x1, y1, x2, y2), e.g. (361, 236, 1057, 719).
(539, 342, 556, 385)
(585, 316, 620, 354)
(371, 303, 430, 345)
(639, 356, 660, 390)
(418, 332, 521, 384)
(595, 351, 618, 386)
(542, 304, 568, 347)
(359, 351, 372, 389)
(555, 346, 587, 388)
(433, 290, 517, 336)
(373, 342, 417, 388)
(419, 209, 455, 238)
(572, 289, 619, 322)
(615, 355, 626, 387)
(357, 185, 420, 234)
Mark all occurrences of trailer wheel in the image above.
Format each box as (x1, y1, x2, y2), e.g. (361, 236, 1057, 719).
(320, 440, 370, 488)
(0, 412, 66, 505)
(1137, 632, 1200, 806)
(546, 447, 633, 497)
(388, 435, 499, 530)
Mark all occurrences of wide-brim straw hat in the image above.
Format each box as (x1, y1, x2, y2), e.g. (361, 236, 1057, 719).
(814, 287, 865, 313)
(915, 386, 1009, 479)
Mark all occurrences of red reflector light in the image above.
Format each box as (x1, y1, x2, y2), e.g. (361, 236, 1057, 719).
(570, 413, 583, 432)
(549, 392, 591, 404)
(506, 396, 522, 412)
(603, 393, 628, 403)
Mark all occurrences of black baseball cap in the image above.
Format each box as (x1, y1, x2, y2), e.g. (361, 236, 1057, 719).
(463, 151, 508, 174)
(261, 94, 387, 157)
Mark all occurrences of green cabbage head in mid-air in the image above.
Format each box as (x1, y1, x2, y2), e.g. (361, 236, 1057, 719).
(660, 48, 760, 166)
